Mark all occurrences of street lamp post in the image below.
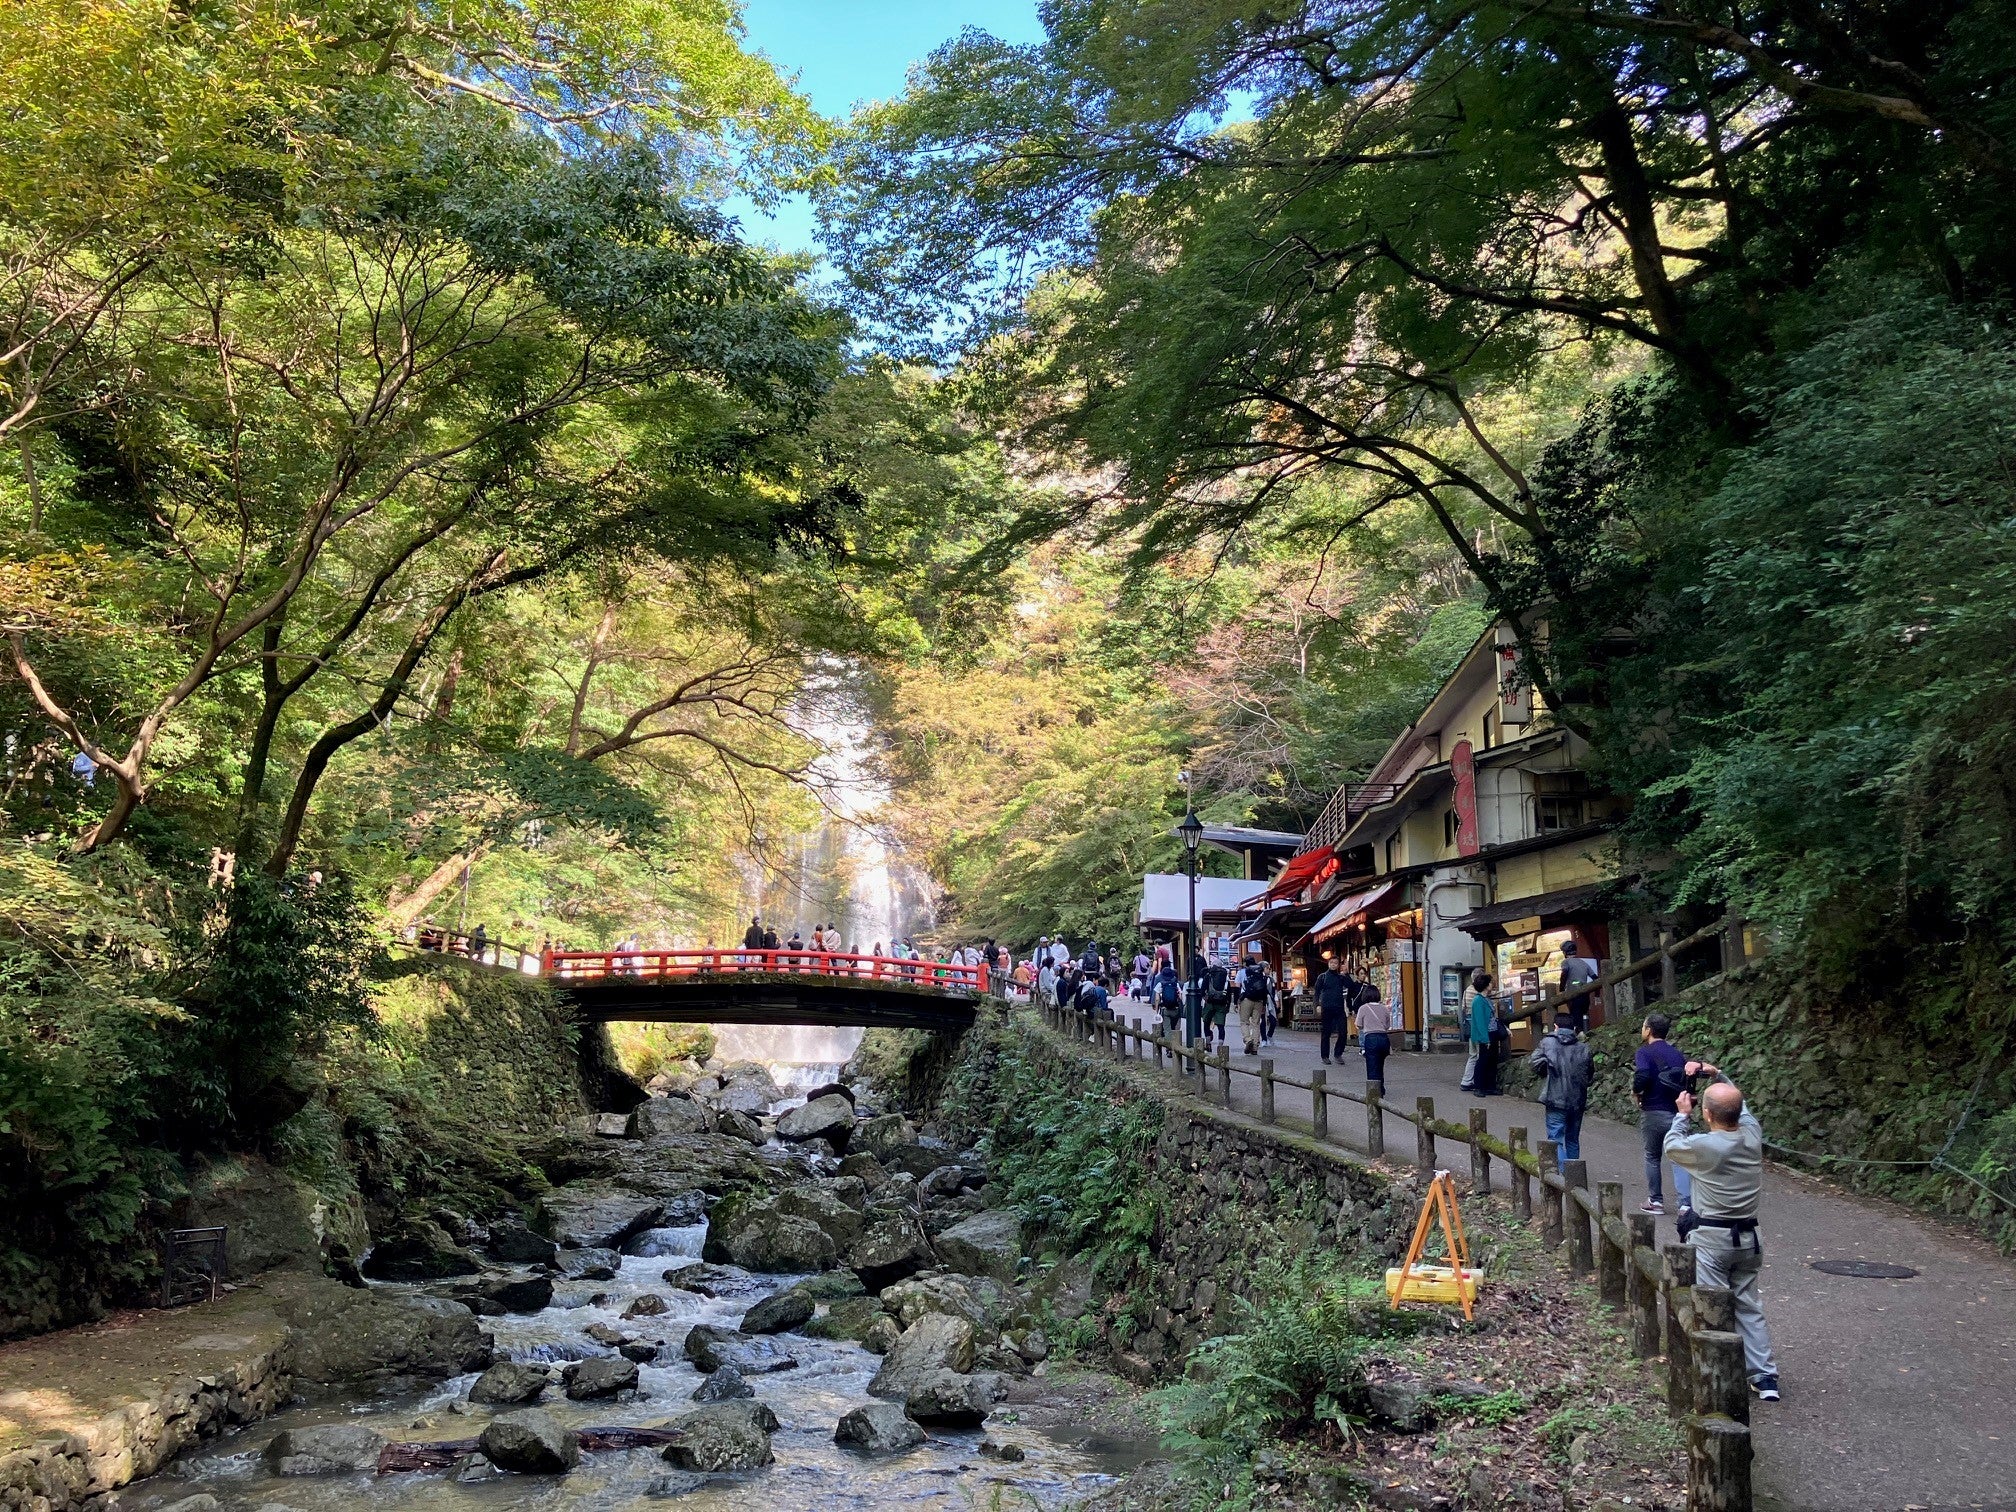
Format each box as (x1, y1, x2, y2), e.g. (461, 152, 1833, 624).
(1176, 805, 1205, 1046)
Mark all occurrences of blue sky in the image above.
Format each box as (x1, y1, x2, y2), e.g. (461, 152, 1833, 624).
(726, 0, 1045, 256)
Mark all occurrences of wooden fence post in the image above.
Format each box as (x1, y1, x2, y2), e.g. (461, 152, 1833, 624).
(1366, 1085, 1385, 1159)
(1416, 1097, 1437, 1174)
(1663, 1243, 1696, 1416)
(1694, 1284, 1735, 1336)
(1153, 1033, 1164, 1071)
(1310, 1069, 1329, 1140)
(1627, 1214, 1659, 1357)
(1689, 1416, 1754, 1512)
(1598, 1181, 1627, 1306)
(1508, 1128, 1531, 1220)
(1468, 1108, 1491, 1193)
(1564, 1160, 1593, 1275)
(1538, 1140, 1563, 1248)
(1215, 1049, 1231, 1106)
(1196, 1041, 1211, 1099)
(1259, 1059, 1276, 1123)
(1693, 1330, 1750, 1424)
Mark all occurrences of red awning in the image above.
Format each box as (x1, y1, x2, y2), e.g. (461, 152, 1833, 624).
(1308, 881, 1402, 943)
(1254, 845, 1335, 906)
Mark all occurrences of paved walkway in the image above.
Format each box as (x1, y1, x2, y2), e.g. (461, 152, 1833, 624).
(1100, 1007, 2016, 1512)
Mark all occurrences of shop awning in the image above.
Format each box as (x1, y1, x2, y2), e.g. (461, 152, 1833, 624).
(1254, 844, 1335, 905)
(1308, 880, 1403, 943)
(1450, 883, 1604, 938)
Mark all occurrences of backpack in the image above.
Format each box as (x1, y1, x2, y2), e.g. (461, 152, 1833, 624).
(1203, 964, 1232, 1005)
(1656, 1060, 1695, 1100)
(1157, 972, 1182, 1008)
(1240, 965, 1269, 1000)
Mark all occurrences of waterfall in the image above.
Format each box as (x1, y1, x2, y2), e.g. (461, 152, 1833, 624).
(726, 661, 932, 1078)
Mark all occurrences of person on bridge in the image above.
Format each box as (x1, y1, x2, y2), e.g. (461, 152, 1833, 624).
(1236, 959, 1272, 1055)
(760, 922, 779, 952)
(742, 917, 764, 962)
(467, 923, 487, 960)
(1355, 990, 1392, 1095)
(1666, 1067, 1780, 1402)
(1527, 1018, 1593, 1164)
(1314, 962, 1350, 1060)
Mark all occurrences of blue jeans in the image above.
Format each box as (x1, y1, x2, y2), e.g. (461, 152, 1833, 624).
(1320, 1007, 1346, 1061)
(1360, 1031, 1391, 1091)
(1545, 1106, 1584, 1164)
(1640, 1110, 1695, 1207)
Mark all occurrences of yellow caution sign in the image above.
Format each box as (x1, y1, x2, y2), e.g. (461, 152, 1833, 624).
(1385, 1170, 1483, 1319)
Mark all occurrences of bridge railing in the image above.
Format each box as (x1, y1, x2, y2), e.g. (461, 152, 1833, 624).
(398, 925, 543, 974)
(541, 947, 988, 995)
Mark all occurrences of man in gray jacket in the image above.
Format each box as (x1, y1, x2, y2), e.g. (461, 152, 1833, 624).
(1665, 1065, 1781, 1402)
(1527, 1021, 1592, 1164)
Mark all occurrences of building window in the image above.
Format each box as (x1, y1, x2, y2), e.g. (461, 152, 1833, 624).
(1443, 809, 1457, 848)
(1483, 710, 1496, 749)
(1533, 771, 1594, 833)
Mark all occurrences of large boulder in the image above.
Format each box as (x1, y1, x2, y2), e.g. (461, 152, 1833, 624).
(263, 1424, 387, 1474)
(868, 1313, 975, 1400)
(836, 1152, 890, 1188)
(834, 1401, 926, 1455)
(182, 1156, 369, 1280)
(878, 1143, 956, 1180)
(538, 1187, 666, 1250)
(776, 1094, 857, 1148)
(848, 1213, 933, 1291)
(712, 1209, 837, 1274)
(488, 1223, 558, 1267)
(361, 1220, 481, 1281)
(715, 1108, 767, 1144)
(660, 1401, 777, 1472)
(564, 1357, 640, 1399)
(479, 1409, 580, 1474)
(741, 1286, 816, 1335)
(682, 1323, 800, 1375)
(691, 1366, 753, 1401)
(770, 1186, 865, 1250)
(469, 1362, 550, 1406)
(455, 1271, 554, 1314)
(932, 1209, 1023, 1284)
(879, 1273, 1015, 1341)
(852, 1113, 917, 1160)
(629, 1096, 712, 1139)
(699, 1064, 785, 1115)
(805, 1295, 887, 1343)
(904, 1368, 991, 1427)
(266, 1273, 493, 1383)
(663, 1262, 761, 1299)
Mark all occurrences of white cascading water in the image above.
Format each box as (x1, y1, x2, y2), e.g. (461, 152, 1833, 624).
(723, 661, 934, 1086)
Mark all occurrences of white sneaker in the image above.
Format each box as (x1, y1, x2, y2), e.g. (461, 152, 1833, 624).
(1641, 1199, 1665, 1215)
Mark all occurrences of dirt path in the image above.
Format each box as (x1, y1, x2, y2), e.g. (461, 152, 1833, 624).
(1101, 1007, 2016, 1512)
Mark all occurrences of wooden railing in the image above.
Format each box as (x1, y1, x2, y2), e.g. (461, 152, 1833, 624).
(542, 947, 990, 995)
(399, 925, 544, 974)
(1035, 995, 1754, 1511)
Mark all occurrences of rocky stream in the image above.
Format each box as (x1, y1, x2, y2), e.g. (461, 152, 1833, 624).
(90, 1060, 1153, 1512)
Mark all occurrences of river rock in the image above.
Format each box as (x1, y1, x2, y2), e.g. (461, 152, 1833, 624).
(563, 1357, 639, 1399)
(715, 1210, 838, 1273)
(806, 1294, 887, 1343)
(701, 1066, 784, 1115)
(660, 1401, 777, 1472)
(464, 1271, 555, 1313)
(539, 1188, 667, 1250)
(740, 1286, 815, 1335)
(663, 1262, 758, 1298)
(263, 1424, 388, 1474)
(362, 1220, 482, 1281)
(682, 1323, 800, 1375)
(837, 1152, 890, 1188)
(771, 1185, 866, 1249)
(932, 1209, 1023, 1284)
(623, 1293, 671, 1318)
(868, 1313, 975, 1399)
(904, 1368, 991, 1427)
(478, 1408, 580, 1474)
(878, 1143, 955, 1179)
(469, 1362, 550, 1406)
(862, 1314, 902, 1354)
(848, 1213, 932, 1291)
(715, 1108, 766, 1143)
(853, 1113, 917, 1160)
(488, 1223, 559, 1267)
(1365, 1375, 1435, 1433)
(776, 1094, 857, 1148)
(593, 1112, 631, 1137)
(630, 1096, 712, 1139)
(834, 1401, 926, 1454)
(691, 1365, 754, 1401)
(556, 1247, 621, 1281)
(880, 1273, 1014, 1340)
(266, 1274, 494, 1383)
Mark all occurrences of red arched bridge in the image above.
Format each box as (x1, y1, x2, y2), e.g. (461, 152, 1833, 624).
(401, 931, 988, 1032)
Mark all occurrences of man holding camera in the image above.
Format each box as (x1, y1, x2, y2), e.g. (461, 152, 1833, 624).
(1665, 1063, 1782, 1402)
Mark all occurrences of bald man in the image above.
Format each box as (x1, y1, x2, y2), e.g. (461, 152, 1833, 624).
(1665, 1063, 1781, 1401)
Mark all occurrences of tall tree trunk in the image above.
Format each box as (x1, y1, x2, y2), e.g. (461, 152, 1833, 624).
(389, 844, 493, 928)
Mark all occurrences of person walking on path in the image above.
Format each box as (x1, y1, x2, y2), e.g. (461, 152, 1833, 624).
(1236, 959, 1271, 1055)
(1355, 991, 1392, 1096)
(1037, 955, 1058, 1008)
(1666, 1065, 1781, 1401)
(1467, 970, 1501, 1095)
(1634, 1013, 1695, 1215)
(1315, 961, 1350, 1064)
(1528, 1019, 1593, 1164)
(1152, 960, 1183, 1036)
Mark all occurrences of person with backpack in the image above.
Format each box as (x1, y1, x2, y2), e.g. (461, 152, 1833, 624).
(1153, 959, 1184, 1035)
(1634, 1012, 1696, 1215)
(1314, 961, 1351, 1063)
(1197, 958, 1232, 1050)
(1080, 940, 1102, 976)
(1235, 960, 1272, 1055)
(1528, 1019, 1594, 1163)
(1079, 971, 1111, 1033)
